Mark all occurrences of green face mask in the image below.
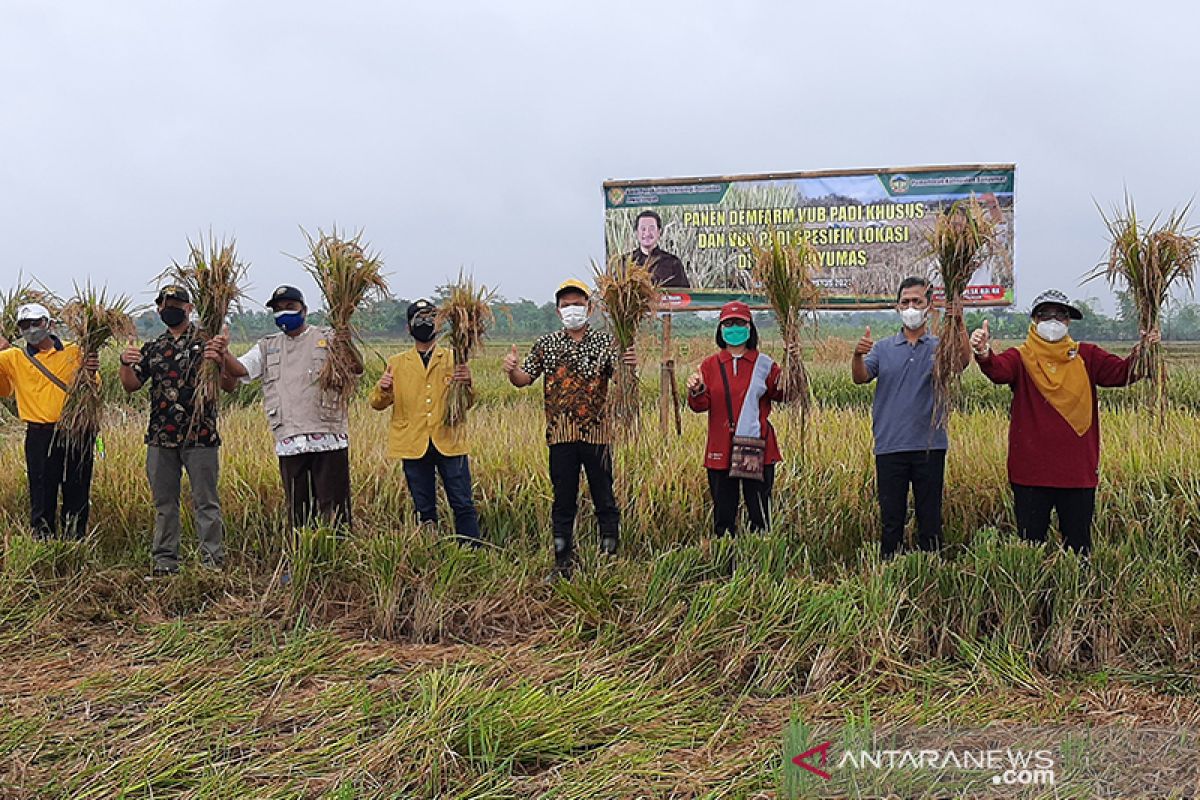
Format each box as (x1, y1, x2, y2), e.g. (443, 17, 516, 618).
(722, 324, 750, 346)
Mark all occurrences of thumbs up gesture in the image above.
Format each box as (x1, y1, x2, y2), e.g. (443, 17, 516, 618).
(854, 326, 873, 356)
(686, 364, 705, 394)
(502, 344, 519, 375)
(120, 336, 142, 367)
(378, 363, 394, 392)
(970, 319, 991, 354)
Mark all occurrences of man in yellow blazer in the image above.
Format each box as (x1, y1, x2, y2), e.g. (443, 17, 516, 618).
(369, 299, 481, 545)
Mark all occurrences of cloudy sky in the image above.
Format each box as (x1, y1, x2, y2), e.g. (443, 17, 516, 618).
(3, 1, 1197, 313)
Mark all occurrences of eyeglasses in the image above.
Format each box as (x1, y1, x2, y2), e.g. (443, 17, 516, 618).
(16, 319, 45, 331)
(720, 319, 749, 328)
(1033, 309, 1070, 322)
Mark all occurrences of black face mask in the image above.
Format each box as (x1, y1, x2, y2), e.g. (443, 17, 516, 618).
(159, 307, 187, 328)
(411, 321, 436, 343)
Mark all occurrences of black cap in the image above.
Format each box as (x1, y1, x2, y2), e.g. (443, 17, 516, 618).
(155, 285, 190, 304)
(407, 298, 436, 323)
(266, 285, 305, 310)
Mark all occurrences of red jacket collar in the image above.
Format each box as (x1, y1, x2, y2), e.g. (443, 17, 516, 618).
(717, 348, 759, 365)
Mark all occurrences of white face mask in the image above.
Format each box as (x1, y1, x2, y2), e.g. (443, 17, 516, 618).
(898, 307, 927, 330)
(1036, 320, 1068, 342)
(559, 305, 589, 331)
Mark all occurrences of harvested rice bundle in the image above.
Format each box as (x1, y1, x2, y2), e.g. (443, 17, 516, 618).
(1088, 197, 1198, 420)
(297, 226, 388, 403)
(925, 197, 996, 424)
(57, 284, 135, 452)
(168, 234, 248, 429)
(594, 254, 657, 435)
(749, 232, 820, 424)
(435, 271, 496, 426)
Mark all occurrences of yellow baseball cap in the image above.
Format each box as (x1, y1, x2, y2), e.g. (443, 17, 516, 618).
(555, 278, 590, 300)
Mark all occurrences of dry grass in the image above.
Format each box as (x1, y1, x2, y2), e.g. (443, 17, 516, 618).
(2, 340, 1200, 796)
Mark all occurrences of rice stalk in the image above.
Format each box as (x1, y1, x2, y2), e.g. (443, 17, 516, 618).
(749, 230, 820, 435)
(1086, 197, 1198, 422)
(0, 276, 59, 344)
(593, 254, 658, 435)
(296, 226, 388, 404)
(925, 196, 997, 425)
(435, 271, 496, 426)
(165, 233, 248, 432)
(57, 283, 135, 452)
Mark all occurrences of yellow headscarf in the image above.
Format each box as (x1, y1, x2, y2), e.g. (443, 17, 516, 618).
(1017, 323, 1092, 436)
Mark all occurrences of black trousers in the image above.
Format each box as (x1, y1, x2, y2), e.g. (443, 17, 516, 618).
(1012, 483, 1096, 554)
(25, 424, 94, 539)
(549, 442, 619, 558)
(278, 448, 352, 530)
(706, 465, 775, 536)
(875, 449, 945, 557)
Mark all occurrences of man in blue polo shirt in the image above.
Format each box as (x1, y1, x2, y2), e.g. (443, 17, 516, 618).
(851, 276, 969, 557)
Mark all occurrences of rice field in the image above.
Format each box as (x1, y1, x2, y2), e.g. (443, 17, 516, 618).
(1, 337, 1199, 798)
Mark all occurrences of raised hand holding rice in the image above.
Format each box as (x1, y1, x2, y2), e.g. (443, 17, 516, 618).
(1085, 196, 1198, 422)
(57, 283, 135, 452)
(925, 197, 997, 424)
(435, 271, 495, 426)
(748, 231, 820, 443)
(592, 254, 656, 435)
(164, 234, 248, 434)
(297, 226, 387, 405)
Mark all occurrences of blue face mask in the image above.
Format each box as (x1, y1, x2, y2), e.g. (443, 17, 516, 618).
(274, 310, 305, 332)
(722, 323, 750, 346)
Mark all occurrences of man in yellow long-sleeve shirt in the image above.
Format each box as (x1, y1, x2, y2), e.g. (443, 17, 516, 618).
(0, 303, 100, 538)
(369, 299, 481, 545)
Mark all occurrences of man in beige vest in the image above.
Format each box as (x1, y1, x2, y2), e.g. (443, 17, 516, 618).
(220, 285, 361, 530)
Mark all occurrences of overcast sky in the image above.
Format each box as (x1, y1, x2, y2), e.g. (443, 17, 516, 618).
(3, 1, 1197, 314)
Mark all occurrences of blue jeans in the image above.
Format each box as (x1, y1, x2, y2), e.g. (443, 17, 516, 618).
(402, 443, 481, 540)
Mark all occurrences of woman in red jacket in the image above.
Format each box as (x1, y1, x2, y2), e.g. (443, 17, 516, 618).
(971, 289, 1159, 554)
(686, 301, 788, 536)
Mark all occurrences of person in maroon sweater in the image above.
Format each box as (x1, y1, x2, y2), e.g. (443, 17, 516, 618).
(971, 289, 1160, 554)
(685, 301, 795, 536)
